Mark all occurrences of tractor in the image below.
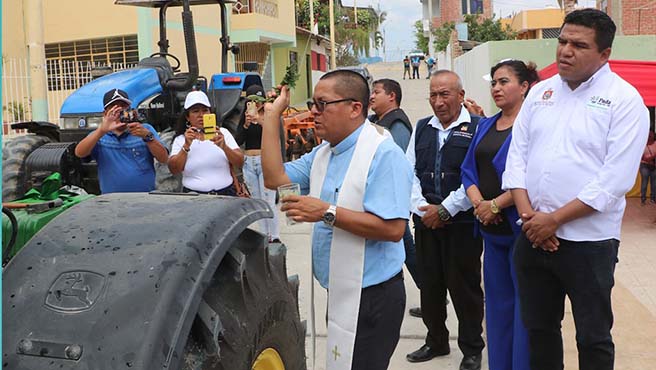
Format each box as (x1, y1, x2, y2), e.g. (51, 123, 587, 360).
(2, 0, 263, 200)
(2, 1, 307, 369)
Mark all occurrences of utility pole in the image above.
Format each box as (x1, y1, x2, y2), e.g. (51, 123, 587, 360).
(354, 0, 357, 27)
(329, 0, 336, 69)
(427, 0, 434, 56)
(25, 0, 49, 121)
(310, 0, 315, 34)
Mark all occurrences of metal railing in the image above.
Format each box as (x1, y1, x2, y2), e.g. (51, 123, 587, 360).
(232, 0, 278, 18)
(2, 57, 136, 137)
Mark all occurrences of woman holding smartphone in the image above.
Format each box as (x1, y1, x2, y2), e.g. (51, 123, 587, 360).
(168, 90, 244, 195)
(460, 59, 539, 370)
(235, 85, 281, 243)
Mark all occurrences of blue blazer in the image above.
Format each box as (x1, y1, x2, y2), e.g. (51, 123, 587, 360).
(461, 112, 521, 236)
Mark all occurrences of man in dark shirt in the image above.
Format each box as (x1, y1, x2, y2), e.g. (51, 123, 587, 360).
(368, 78, 420, 298)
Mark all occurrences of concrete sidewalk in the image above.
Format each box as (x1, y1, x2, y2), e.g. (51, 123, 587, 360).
(275, 62, 656, 369)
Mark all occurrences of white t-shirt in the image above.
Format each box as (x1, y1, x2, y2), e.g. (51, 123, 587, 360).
(171, 127, 240, 192)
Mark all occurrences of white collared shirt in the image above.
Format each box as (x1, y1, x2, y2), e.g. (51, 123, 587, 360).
(502, 63, 649, 241)
(407, 106, 473, 217)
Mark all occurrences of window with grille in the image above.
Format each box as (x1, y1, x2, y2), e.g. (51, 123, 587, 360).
(45, 35, 139, 91)
(461, 0, 483, 15)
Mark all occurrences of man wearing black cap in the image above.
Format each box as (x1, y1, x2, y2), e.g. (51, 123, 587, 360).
(75, 88, 168, 193)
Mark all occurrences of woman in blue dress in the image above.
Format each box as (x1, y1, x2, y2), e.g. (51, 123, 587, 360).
(461, 59, 539, 370)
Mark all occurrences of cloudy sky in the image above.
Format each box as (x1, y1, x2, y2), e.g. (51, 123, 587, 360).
(342, 0, 597, 61)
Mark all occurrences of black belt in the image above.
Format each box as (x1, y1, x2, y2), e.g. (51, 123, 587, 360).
(363, 270, 403, 291)
(183, 184, 236, 196)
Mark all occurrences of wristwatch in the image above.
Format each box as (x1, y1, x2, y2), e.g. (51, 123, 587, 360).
(143, 132, 154, 142)
(437, 204, 451, 221)
(323, 205, 337, 227)
(490, 198, 501, 214)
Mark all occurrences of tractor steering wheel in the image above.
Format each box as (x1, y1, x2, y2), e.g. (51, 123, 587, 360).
(149, 52, 181, 72)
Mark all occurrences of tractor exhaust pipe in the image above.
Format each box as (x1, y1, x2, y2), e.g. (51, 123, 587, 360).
(166, 0, 199, 91)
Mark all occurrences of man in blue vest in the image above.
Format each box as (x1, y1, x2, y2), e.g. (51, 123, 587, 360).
(405, 70, 484, 370)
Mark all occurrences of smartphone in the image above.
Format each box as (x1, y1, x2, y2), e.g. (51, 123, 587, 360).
(203, 113, 217, 141)
(246, 101, 258, 117)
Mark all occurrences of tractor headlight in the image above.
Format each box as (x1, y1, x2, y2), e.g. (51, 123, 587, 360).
(61, 116, 102, 129)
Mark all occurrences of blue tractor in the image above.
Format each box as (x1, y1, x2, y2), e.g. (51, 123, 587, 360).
(2, 0, 264, 199)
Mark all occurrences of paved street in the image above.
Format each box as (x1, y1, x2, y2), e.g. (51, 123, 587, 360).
(275, 62, 656, 370)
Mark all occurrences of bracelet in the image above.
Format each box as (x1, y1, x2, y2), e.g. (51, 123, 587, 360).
(182, 146, 190, 153)
(490, 198, 501, 214)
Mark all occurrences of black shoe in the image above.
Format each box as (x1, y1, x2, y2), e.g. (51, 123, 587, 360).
(406, 344, 450, 363)
(459, 354, 482, 370)
(408, 307, 422, 318)
(642, 199, 647, 205)
(270, 238, 282, 243)
(651, 199, 656, 204)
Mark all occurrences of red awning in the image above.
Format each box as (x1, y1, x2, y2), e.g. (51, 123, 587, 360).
(539, 60, 656, 106)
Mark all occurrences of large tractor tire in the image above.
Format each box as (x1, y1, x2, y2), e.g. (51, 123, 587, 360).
(182, 231, 306, 370)
(2, 134, 53, 201)
(2, 193, 305, 370)
(155, 130, 183, 192)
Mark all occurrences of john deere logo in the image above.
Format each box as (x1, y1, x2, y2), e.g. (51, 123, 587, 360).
(45, 271, 105, 313)
(542, 89, 553, 100)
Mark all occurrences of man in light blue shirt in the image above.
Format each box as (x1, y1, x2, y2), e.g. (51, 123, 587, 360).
(261, 70, 413, 370)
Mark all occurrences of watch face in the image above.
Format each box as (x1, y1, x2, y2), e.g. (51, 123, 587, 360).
(324, 213, 336, 224)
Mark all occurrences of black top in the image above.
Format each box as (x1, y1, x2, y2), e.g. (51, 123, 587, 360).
(235, 121, 263, 150)
(475, 123, 513, 235)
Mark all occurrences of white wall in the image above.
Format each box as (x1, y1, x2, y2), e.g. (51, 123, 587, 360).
(454, 43, 494, 116)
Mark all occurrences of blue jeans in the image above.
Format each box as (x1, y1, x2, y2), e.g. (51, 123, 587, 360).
(481, 231, 529, 370)
(514, 233, 619, 370)
(243, 155, 280, 240)
(639, 163, 656, 201)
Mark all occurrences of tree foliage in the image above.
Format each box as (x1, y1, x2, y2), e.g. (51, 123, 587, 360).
(430, 14, 516, 52)
(413, 20, 430, 54)
(295, 0, 387, 65)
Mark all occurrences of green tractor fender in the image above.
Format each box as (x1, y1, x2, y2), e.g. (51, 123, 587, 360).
(2, 193, 306, 370)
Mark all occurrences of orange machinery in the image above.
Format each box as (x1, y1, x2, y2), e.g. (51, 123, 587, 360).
(282, 109, 321, 161)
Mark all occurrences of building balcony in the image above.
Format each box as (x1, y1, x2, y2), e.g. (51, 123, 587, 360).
(230, 0, 296, 44)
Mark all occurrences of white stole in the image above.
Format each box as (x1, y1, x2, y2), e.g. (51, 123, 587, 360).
(309, 123, 387, 370)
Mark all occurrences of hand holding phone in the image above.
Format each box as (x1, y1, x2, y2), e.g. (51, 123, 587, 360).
(203, 113, 217, 141)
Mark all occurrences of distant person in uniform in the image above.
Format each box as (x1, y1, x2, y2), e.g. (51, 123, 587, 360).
(411, 55, 421, 79)
(74, 88, 168, 193)
(425, 55, 436, 79)
(503, 9, 649, 370)
(403, 56, 411, 80)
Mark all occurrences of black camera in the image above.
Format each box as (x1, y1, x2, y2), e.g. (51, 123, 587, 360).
(119, 109, 147, 123)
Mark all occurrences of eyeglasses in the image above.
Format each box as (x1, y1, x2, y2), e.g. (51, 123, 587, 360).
(306, 98, 357, 112)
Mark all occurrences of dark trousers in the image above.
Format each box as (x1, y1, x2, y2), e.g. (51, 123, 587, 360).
(351, 272, 406, 370)
(639, 163, 656, 201)
(403, 222, 421, 288)
(412, 66, 420, 79)
(414, 216, 485, 356)
(513, 233, 619, 370)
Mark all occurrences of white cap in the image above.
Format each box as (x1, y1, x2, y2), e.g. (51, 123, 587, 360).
(184, 90, 211, 109)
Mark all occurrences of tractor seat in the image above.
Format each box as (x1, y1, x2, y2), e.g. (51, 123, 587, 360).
(137, 57, 174, 87)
